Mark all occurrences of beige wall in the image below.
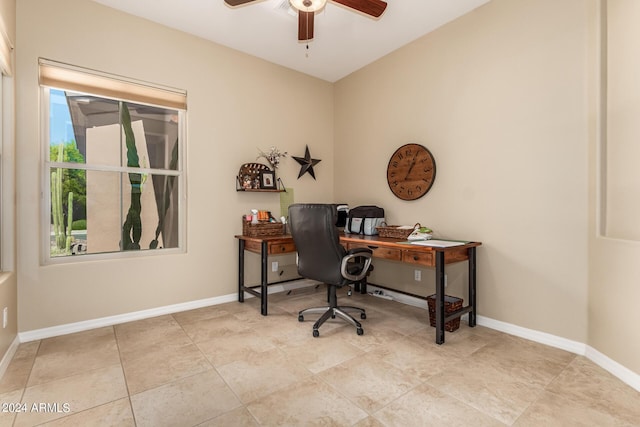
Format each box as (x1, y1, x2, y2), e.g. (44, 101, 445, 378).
(16, 0, 334, 331)
(588, 0, 640, 374)
(604, 0, 640, 240)
(0, 0, 16, 359)
(335, 0, 591, 343)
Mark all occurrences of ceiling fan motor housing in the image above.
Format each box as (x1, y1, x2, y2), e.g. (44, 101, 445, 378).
(290, 0, 327, 12)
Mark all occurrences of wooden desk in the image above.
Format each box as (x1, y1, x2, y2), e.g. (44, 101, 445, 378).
(235, 233, 481, 344)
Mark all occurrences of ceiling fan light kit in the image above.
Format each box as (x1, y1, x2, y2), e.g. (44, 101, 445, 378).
(224, 0, 387, 42)
(289, 0, 327, 13)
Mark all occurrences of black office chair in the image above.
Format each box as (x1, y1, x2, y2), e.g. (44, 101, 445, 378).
(288, 203, 373, 337)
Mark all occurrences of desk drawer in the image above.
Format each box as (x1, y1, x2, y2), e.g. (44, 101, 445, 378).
(269, 242, 296, 254)
(402, 250, 434, 266)
(348, 243, 402, 261)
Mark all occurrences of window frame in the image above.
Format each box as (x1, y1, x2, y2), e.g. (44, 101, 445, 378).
(0, 24, 13, 272)
(40, 63, 187, 265)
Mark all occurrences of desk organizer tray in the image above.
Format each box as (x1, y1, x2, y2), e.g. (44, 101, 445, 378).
(376, 223, 420, 239)
(242, 220, 284, 237)
(426, 294, 463, 332)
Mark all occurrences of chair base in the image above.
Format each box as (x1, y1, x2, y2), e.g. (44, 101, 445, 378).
(298, 305, 366, 337)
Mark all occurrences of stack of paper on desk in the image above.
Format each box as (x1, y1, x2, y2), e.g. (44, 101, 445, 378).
(410, 240, 466, 248)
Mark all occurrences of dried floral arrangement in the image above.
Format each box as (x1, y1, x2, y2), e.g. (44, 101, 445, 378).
(257, 146, 287, 169)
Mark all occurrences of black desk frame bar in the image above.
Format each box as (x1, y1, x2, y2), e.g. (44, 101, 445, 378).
(238, 239, 301, 316)
(238, 239, 269, 315)
(435, 247, 477, 344)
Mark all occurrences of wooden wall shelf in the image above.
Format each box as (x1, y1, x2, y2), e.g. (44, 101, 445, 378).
(236, 163, 287, 192)
(236, 188, 284, 193)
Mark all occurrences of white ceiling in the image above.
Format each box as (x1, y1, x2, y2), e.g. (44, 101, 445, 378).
(92, 0, 490, 82)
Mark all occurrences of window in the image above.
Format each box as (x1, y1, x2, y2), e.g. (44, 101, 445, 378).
(40, 60, 186, 262)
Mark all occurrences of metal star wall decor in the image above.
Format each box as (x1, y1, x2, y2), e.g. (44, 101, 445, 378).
(293, 145, 321, 180)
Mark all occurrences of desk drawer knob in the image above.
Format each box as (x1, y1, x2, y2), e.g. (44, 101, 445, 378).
(413, 256, 419, 261)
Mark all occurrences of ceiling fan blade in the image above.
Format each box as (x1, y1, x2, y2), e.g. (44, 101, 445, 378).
(298, 11, 315, 41)
(224, 0, 258, 7)
(331, 0, 387, 18)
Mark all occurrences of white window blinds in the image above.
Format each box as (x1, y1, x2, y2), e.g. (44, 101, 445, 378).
(38, 59, 187, 110)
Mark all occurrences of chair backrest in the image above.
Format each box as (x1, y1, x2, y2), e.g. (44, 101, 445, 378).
(288, 204, 346, 286)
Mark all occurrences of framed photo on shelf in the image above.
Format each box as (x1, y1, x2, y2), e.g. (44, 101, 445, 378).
(260, 170, 276, 189)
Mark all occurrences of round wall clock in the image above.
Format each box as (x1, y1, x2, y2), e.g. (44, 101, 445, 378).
(386, 143, 436, 201)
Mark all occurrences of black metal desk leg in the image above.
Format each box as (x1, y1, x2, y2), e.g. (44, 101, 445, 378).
(468, 247, 477, 327)
(238, 239, 245, 303)
(260, 240, 268, 316)
(435, 251, 446, 345)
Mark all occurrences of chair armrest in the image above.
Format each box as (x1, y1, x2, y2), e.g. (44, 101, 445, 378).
(340, 248, 373, 281)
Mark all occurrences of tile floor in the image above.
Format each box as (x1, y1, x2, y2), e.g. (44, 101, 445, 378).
(0, 286, 638, 426)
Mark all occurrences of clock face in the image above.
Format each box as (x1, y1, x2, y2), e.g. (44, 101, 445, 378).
(386, 143, 436, 201)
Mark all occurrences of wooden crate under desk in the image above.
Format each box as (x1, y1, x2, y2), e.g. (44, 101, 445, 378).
(427, 294, 463, 332)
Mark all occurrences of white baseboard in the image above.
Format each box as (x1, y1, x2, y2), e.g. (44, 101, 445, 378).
(18, 293, 238, 342)
(476, 315, 639, 392)
(475, 315, 588, 355)
(364, 285, 639, 392)
(17, 279, 318, 343)
(14, 283, 640, 392)
(585, 345, 640, 392)
(0, 336, 20, 379)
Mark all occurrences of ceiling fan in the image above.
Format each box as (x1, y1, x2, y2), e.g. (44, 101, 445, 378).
(223, 0, 388, 42)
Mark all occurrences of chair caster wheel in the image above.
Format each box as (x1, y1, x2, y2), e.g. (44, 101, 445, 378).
(313, 329, 319, 338)
(298, 315, 304, 322)
(360, 313, 366, 320)
(357, 328, 364, 336)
